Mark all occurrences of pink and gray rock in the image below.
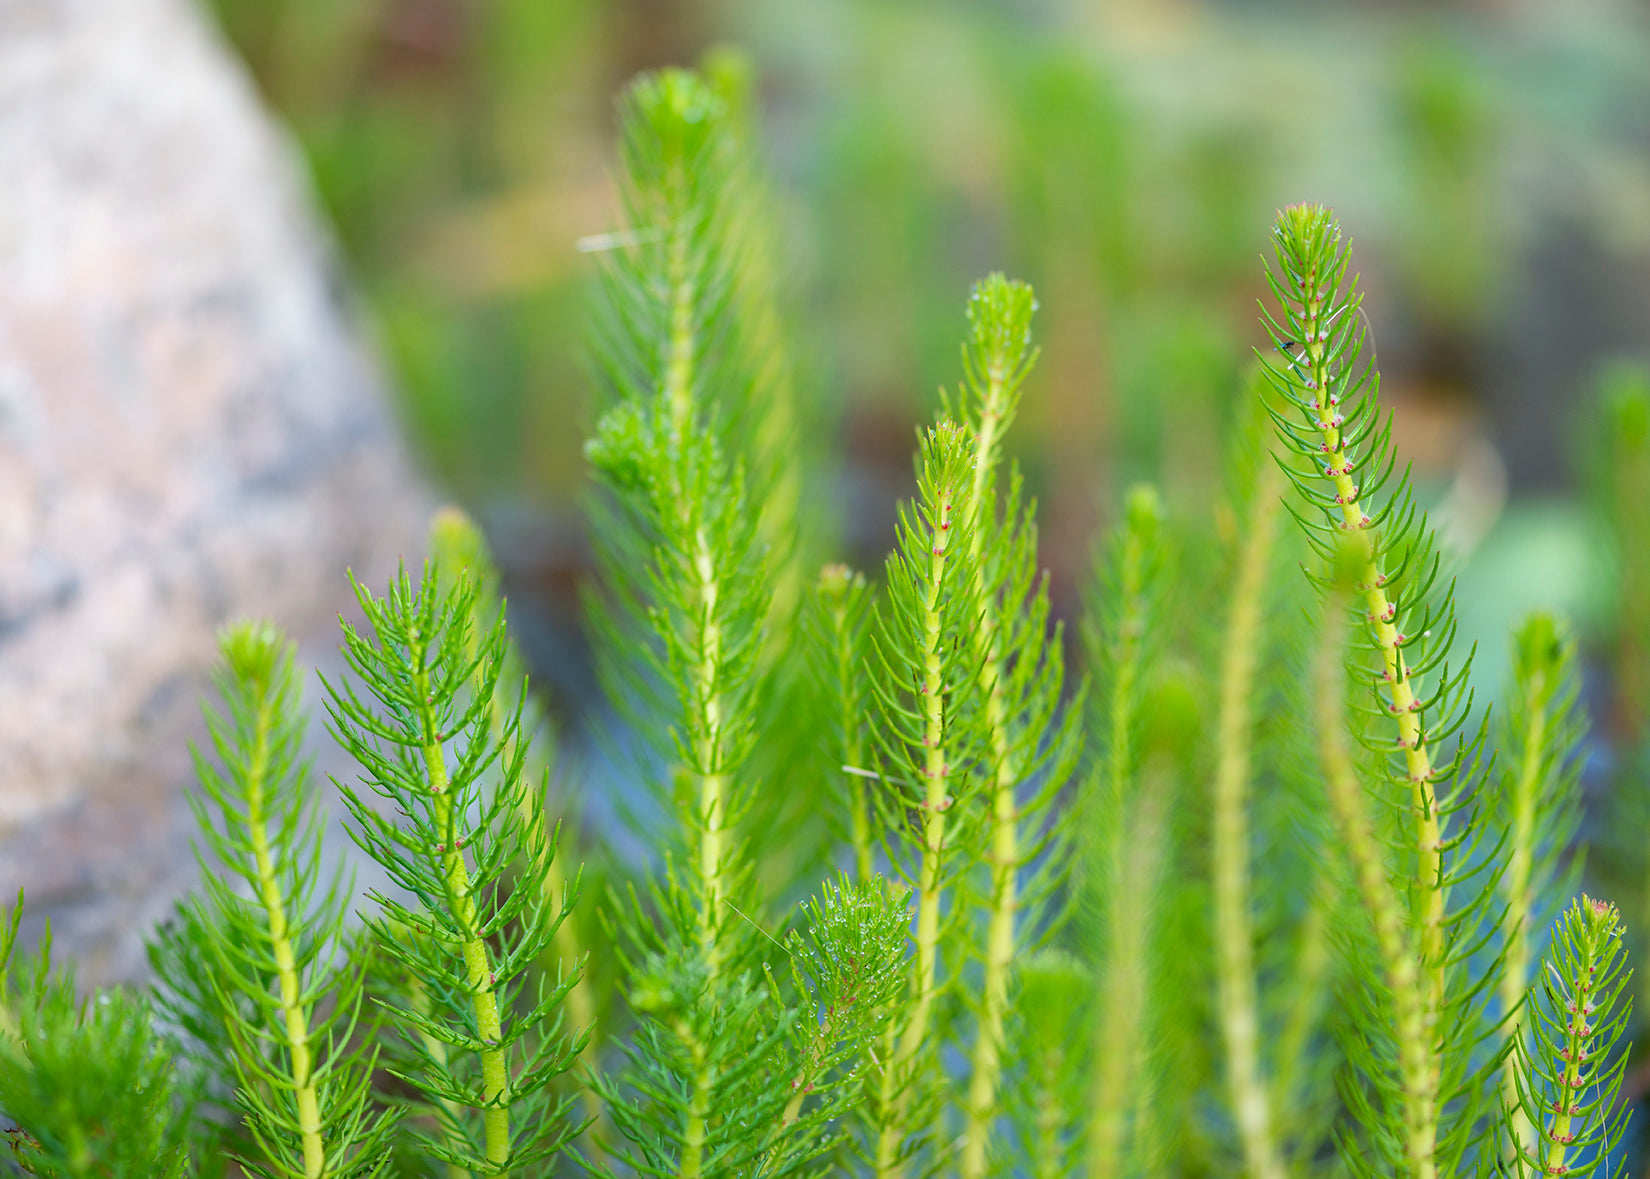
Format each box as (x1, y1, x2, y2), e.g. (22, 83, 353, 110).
(0, 0, 429, 982)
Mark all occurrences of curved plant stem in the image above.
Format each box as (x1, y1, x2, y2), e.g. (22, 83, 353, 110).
(1263, 209, 1455, 1170)
(1211, 458, 1288, 1179)
(1313, 586, 1434, 1179)
(1295, 281, 1444, 1025)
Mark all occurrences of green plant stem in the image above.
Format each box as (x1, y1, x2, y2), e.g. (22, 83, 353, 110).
(1313, 598, 1435, 1179)
(1210, 461, 1287, 1179)
(1089, 773, 1166, 1179)
(665, 158, 696, 445)
(871, 1018, 900, 1174)
(415, 679, 510, 1175)
(1086, 492, 1160, 1179)
(443, 511, 605, 1144)
(961, 353, 1017, 1179)
(1498, 660, 1551, 1163)
(692, 531, 729, 962)
(1296, 288, 1444, 1022)
(659, 162, 730, 968)
(677, 1013, 712, 1179)
(877, 484, 962, 1179)
(1525, 898, 1626, 1179)
(1030, 1057, 1064, 1179)
(242, 694, 326, 1179)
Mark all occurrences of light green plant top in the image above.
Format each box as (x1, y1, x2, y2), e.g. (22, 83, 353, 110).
(152, 623, 388, 1179)
(940, 274, 1083, 1179)
(584, 67, 772, 972)
(1259, 203, 1499, 1179)
(3, 905, 192, 1178)
(866, 419, 985, 1178)
(1495, 612, 1587, 1163)
(3, 95, 1646, 1179)
(1505, 897, 1634, 1179)
(325, 565, 585, 1177)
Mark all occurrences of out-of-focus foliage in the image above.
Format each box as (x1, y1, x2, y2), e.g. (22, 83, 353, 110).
(202, 0, 1650, 538)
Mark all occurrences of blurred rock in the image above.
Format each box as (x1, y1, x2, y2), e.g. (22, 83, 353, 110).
(0, 0, 429, 982)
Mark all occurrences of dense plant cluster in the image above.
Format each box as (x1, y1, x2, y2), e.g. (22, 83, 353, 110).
(6, 65, 1650, 1179)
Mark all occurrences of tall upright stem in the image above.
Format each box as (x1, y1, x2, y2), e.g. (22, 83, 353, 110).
(876, 482, 962, 1179)
(1498, 658, 1550, 1162)
(1296, 269, 1443, 1027)
(692, 529, 727, 961)
(1089, 774, 1166, 1179)
(415, 655, 510, 1176)
(961, 354, 1018, 1179)
(1086, 491, 1160, 1179)
(1314, 598, 1434, 1179)
(1210, 460, 1287, 1179)
(243, 688, 326, 1179)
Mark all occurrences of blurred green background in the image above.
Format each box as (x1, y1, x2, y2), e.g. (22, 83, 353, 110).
(202, 0, 1650, 705)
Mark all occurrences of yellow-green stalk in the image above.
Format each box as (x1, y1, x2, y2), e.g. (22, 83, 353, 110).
(587, 68, 783, 1175)
(429, 506, 604, 1140)
(880, 464, 964, 1177)
(1506, 896, 1633, 1179)
(241, 695, 326, 1179)
(1210, 455, 1288, 1179)
(951, 274, 1041, 1179)
(650, 73, 733, 969)
(1084, 485, 1167, 1179)
(329, 569, 585, 1176)
(869, 421, 980, 1179)
(1494, 613, 1584, 1163)
(158, 624, 387, 1179)
(1260, 205, 1488, 1171)
(690, 531, 730, 965)
(1314, 554, 1434, 1179)
(1279, 210, 1444, 1020)
(413, 673, 512, 1171)
(1089, 769, 1168, 1179)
